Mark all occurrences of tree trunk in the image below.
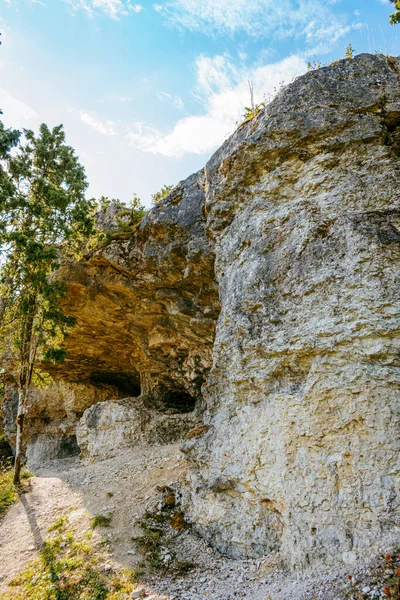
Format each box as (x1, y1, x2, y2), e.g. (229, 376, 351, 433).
(13, 304, 36, 486)
(13, 388, 27, 485)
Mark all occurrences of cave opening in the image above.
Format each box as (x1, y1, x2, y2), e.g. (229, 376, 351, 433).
(160, 389, 197, 413)
(58, 434, 81, 459)
(89, 370, 141, 398)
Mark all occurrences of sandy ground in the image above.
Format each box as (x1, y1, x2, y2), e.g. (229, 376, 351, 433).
(0, 445, 389, 599)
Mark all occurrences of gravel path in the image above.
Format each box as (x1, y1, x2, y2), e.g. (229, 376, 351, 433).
(0, 444, 387, 599)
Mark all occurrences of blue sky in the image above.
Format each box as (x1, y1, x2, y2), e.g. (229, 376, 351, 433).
(0, 0, 399, 206)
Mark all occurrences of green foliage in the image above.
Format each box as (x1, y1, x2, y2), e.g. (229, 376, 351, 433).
(133, 515, 165, 571)
(31, 369, 54, 389)
(3, 517, 137, 599)
(0, 459, 34, 516)
(0, 121, 96, 482)
(90, 514, 112, 528)
(390, 0, 400, 24)
(0, 461, 16, 516)
(345, 43, 355, 59)
(0, 122, 95, 364)
(96, 196, 124, 212)
(151, 184, 174, 206)
(114, 194, 146, 235)
(42, 347, 67, 364)
(242, 102, 266, 123)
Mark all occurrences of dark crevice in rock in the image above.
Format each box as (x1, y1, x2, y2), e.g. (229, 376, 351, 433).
(58, 434, 81, 458)
(88, 370, 141, 398)
(160, 389, 197, 414)
(147, 386, 198, 414)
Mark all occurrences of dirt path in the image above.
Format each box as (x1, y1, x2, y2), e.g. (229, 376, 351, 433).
(0, 445, 380, 599)
(0, 444, 186, 594)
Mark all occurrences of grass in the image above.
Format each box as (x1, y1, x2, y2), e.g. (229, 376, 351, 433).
(0, 465, 17, 516)
(2, 516, 138, 600)
(90, 514, 112, 529)
(0, 457, 35, 517)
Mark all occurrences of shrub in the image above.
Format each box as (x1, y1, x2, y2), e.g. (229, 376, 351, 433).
(151, 184, 174, 206)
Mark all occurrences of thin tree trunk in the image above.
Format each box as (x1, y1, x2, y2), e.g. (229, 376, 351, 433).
(13, 302, 36, 486)
(13, 387, 26, 485)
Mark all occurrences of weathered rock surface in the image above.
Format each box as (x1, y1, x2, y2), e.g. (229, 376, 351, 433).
(182, 54, 400, 567)
(2, 169, 218, 462)
(54, 169, 219, 412)
(3, 380, 114, 463)
(77, 397, 196, 461)
(2, 54, 399, 570)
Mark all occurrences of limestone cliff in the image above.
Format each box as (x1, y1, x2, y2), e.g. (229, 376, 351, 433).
(183, 53, 400, 567)
(2, 53, 400, 570)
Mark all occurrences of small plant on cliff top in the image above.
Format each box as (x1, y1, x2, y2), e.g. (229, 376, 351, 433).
(240, 79, 266, 124)
(151, 184, 174, 206)
(345, 43, 355, 59)
(0, 121, 95, 485)
(115, 194, 147, 233)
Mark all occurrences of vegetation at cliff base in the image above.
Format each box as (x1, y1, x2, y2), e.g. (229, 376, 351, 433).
(3, 516, 138, 599)
(0, 462, 16, 516)
(0, 459, 34, 517)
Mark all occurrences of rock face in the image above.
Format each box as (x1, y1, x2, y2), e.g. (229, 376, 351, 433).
(2, 169, 219, 463)
(182, 54, 400, 567)
(3, 381, 114, 464)
(53, 169, 219, 412)
(2, 54, 400, 569)
(76, 398, 196, 461)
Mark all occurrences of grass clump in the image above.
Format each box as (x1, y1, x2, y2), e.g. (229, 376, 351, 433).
(0, 456, 34, 518)
(0, 463, 17, 517)
(3, 516, 138, 600)
(91, 514, 112, 529)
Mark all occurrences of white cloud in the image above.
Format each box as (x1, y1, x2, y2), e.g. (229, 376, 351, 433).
(0, 88, 39, 127)
(302, 19, 362, 56)
(128, 54, 307, 158)
(80, 111, 117, 135)
(162, 0, 357, 49)
(153, 4, 163, 11)
(65, 0, 143, 18)
(158, 91, 184, 109)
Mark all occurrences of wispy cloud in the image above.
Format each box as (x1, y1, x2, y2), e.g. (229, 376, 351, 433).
(80, 111, 117, 135)
(161, 0, 358, 50)
(158, 91, 184, 109)
(65, 0, 143, 18)
(128, 54, 307, 157)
